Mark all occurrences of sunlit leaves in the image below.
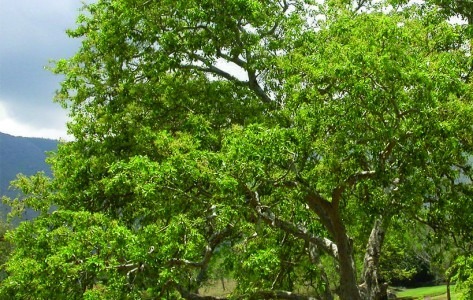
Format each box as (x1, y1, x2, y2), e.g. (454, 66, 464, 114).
(449, 255, 473, 299)
(3, 0, 473, 298)
(1, 211, 211, 299)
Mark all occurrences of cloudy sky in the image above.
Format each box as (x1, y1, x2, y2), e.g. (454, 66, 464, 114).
(0, 0, 86, 140)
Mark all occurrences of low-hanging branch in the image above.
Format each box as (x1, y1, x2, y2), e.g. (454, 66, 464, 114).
(244, 186, 338, 259)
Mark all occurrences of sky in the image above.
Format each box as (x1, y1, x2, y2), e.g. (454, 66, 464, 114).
(0, 0, 86, 140)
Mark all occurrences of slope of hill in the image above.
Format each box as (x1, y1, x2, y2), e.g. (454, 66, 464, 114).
(0, 132, 58, 217)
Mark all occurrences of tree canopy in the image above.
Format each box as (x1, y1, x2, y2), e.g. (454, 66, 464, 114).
(2, 0, 473, 299)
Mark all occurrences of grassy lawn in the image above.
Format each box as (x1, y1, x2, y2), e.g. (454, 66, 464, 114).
(395, 285, 462, 300)
(201, 281, 466, 299)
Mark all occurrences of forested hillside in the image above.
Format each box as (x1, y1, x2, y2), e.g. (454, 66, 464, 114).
(0, 132, 57, 217)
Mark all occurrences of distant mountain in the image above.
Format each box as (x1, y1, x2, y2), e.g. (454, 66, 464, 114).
(0, 132, 58, 218)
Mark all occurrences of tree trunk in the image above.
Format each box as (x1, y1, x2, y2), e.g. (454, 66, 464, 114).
(331, 211, 362, 300)
(336, 235, 362, 300)
(305, 192, 361, 300)
(360, 217, 389, 300)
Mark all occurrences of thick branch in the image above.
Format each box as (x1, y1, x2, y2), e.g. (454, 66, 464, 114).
(181, 54, 272, 103)
(216, 48, 247, 68)
(304, 191, 336, 236)
(294, 176, 337, 235)
(181, 57, 244, 84)
(246, 189, 338, 259)
(247, 69, 272, 103)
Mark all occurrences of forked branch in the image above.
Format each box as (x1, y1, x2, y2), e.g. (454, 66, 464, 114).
(245, 187, 338, 259)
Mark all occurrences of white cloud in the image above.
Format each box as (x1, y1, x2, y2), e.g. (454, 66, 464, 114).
(0, 101, 70, 140)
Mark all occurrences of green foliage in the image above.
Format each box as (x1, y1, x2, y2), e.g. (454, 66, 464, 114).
(0, 211, 211, 299)
(2, 0, 473, 299)
(0, 133, 57, 219)
(3, 172, 54, 219)
(379, 224, 423, 284)
(0, 217, 13, 282)
(449, 255, 473, 300)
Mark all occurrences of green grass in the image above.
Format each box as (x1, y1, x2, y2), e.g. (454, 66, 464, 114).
(201, 282, 465, 299)
(395, 285, 462, 300)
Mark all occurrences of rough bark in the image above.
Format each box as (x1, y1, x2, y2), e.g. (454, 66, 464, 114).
(360, 217, 389, 300)
(331, 213, 361, 300)
(305, 192, 362, 300)
(245, 185, 363, 300)
(247, 189, 339, 259)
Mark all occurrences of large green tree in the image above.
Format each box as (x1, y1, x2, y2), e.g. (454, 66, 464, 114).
(2, 0, 472, 299)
